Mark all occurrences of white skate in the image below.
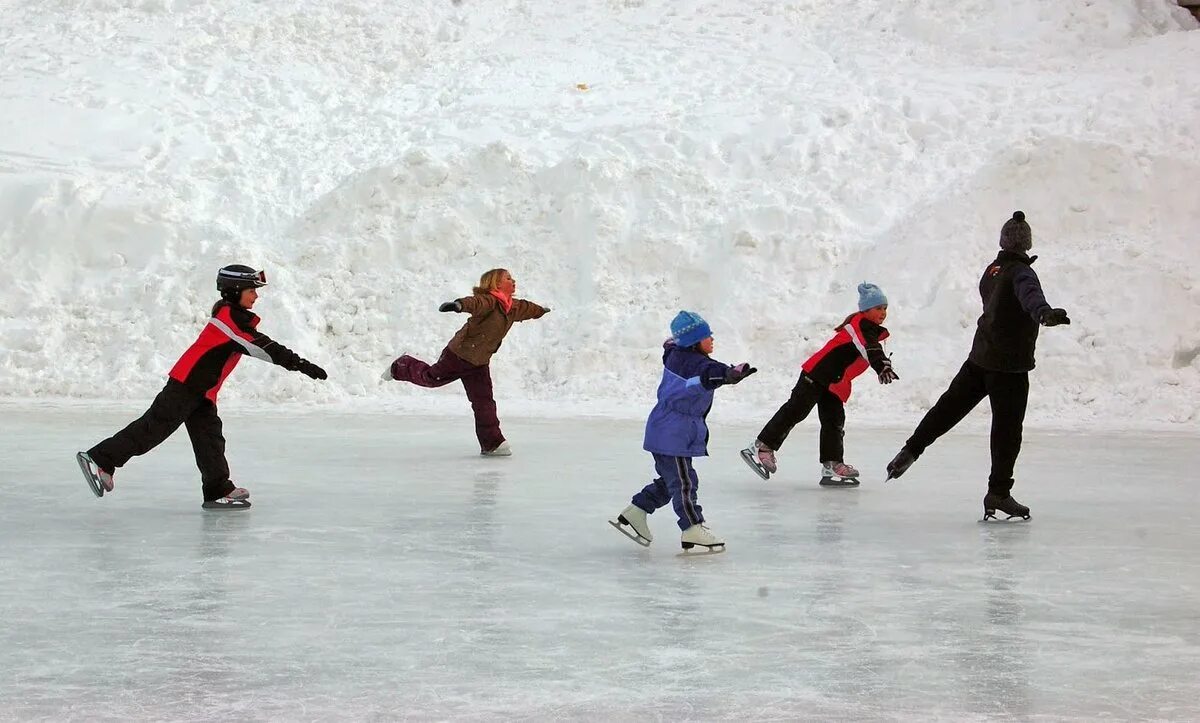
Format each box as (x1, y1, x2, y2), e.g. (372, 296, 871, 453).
(679, 524, 725, 555)
(481, 441, 512, 457)
(76, 452, 114, 498)
(820, 461, 860, 487)
(739, 440, 776, 480)
(202, 487, 251, 510)
(609, 504, 652, 547)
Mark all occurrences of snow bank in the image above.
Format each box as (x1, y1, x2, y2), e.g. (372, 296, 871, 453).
(1, 0, 1197, 428)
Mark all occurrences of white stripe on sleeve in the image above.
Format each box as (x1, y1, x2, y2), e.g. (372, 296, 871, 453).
(208, 317, 273, 362)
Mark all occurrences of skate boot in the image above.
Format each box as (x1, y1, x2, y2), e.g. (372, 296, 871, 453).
(76, 452, 114, 498)
(739, 440, 776, 480)
(886, 446, 917, 480)
(982, 492, 1030, 521)
(380, 353, 410, 382)
(819, 461, 860, 487)
(202, 487, 251, 510)
(609, 504, 653, 547)
(680, 524, 725, 555)
(481, 440, 512, 457)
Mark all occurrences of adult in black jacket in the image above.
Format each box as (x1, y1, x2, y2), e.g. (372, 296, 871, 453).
(885, 212, 1071, 520)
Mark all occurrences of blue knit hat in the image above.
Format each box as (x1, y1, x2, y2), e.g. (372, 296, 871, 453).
(670, 310, 713, 348)
(857, 282, 888, 312)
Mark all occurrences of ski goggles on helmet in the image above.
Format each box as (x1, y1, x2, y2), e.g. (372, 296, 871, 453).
(217, 266, 268, 288)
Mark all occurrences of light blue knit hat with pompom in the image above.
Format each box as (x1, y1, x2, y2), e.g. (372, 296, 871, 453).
(857, 282, 887, 312)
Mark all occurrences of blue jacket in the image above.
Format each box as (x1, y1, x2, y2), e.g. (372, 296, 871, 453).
(643, 342, 733, 458)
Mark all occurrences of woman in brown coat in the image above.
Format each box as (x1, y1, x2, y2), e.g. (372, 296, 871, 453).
(382, 268, 550, 455)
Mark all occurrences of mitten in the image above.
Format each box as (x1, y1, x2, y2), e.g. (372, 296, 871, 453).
(1040, 308, 1071, 326)
(725, 363, 758, 385)
(878, 359, 899, 384)
(296, 359, 328, 380)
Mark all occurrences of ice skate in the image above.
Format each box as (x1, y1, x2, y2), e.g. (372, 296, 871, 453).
(481, 440, 512, 457)
(679, 524, 725, 555)
(982, 492, 1030, 522)
(739, 440, 775, 480)
(609, 504, 652, 547)
(202, 487, 251, 510)
(380, 353, 408, 382)
(76, 451, 114, 498)
(885, 447, 917, 481)
(819, 461, 860, 487)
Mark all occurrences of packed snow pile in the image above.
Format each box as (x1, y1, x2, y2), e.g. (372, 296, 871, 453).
(1, 0, 1197, 427)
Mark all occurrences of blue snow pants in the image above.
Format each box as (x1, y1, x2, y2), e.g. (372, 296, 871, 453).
(631, 453, 704, 531)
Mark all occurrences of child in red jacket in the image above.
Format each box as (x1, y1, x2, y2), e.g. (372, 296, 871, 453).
(76, 265, 328, 509)
(740, 283, 899, 486)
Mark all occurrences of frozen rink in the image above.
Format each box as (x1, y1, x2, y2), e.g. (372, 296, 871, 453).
(2, 406, 1199, 721)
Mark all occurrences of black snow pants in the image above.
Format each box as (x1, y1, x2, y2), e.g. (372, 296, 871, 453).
(904, 360, 1029, 495)
(87, 379, 235, 502)
(757, 373, 846, 463)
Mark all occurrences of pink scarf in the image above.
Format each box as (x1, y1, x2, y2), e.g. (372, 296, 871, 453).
(489, 289, 513, 313)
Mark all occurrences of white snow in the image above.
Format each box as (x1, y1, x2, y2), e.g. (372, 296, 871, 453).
(1, 0, 1199, 428)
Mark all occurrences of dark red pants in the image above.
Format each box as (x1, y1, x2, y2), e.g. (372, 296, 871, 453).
(390, 347, 505, 452)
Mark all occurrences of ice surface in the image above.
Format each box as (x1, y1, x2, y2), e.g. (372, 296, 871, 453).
(2, 406, 1198, 720)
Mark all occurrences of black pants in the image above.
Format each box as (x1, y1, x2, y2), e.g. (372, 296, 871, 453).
(905, 360, 1029, 494)
(88, 380, 234, 502)
(757, 373, 846, 462)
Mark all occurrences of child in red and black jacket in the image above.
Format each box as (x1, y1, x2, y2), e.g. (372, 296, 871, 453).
(740, 283, 899, 486)
(76, 265, 328, 510)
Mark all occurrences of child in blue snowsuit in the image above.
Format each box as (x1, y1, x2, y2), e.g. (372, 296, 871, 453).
(611, 311, 756, 552)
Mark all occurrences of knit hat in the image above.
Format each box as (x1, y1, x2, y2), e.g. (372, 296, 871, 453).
(857, 282, 888, 312)
(1000, 211, 1032, 252)
(670, 310, 712, 348)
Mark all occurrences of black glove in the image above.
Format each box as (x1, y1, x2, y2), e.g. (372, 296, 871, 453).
(438, 301, 463, 313)
(1041, 308, 1071, 326)
(878, 359, 899, 384)
(725, 363, 758, 385)
(296, 359, 327, 381)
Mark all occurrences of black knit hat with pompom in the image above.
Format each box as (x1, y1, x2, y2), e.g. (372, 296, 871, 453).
(1000, 211, 1032, 252)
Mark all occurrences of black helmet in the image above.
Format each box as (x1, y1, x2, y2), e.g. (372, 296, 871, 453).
(216, 264, 267, 302)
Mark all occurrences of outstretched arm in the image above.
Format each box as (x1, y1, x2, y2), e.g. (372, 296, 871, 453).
(860, 322, 891, 375)
(1013, 266, 1070, 326)
(225, 307, 327, 379)
(697, 359, 757, 389)
(1012, 266, 1052, 321)
(510, 298, 549, 322)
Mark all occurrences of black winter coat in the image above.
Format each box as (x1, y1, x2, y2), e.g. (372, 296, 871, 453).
(967, 251, 1053, 373)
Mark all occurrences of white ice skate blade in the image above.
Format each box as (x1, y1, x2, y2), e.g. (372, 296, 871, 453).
(677, 545, 726, 557)
(739, 448, 770, 480)
(609, 520, 651, 547)
(76, 452, 104, 498)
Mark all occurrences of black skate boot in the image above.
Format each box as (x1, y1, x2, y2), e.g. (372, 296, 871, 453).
(982, 492, 1030, 521)
(885, 447, 917, 481)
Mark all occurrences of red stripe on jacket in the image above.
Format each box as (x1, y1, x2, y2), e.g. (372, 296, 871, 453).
(168, 304, 261, 402)
(800, 313, 890, 402)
